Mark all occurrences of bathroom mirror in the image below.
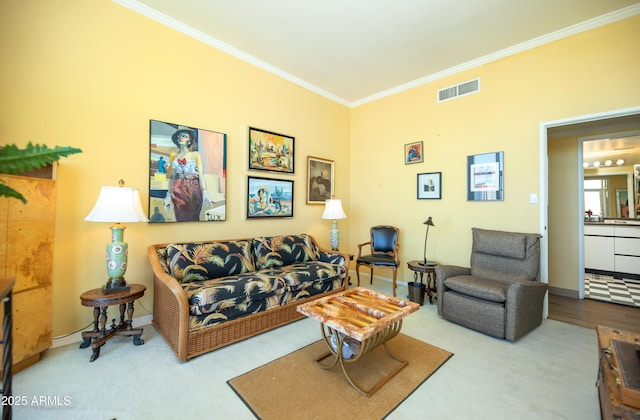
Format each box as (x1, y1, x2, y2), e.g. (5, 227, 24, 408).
(583, 134, 640, 220)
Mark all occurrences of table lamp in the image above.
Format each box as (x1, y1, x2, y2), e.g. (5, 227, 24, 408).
(321, 198, 347, 251)
(85, 180, 148, 294)
(420, 216, 435, 266)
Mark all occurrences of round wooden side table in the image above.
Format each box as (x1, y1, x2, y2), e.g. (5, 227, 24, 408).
(79, 284, 146, 362)
(406, 260, 438, 304)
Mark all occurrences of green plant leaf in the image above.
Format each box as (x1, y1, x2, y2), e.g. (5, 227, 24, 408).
(0, 182, 26, 203)
(0, 143, 83, 175)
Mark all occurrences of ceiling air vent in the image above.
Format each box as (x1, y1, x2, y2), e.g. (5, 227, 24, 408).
(438, 78, 480, 102)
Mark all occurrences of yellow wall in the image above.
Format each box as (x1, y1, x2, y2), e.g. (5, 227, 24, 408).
(0, 0, 350, 335)
(1, 0, 639, 336)
(548, 136, 581, 292)
(350, 15, 640, 284)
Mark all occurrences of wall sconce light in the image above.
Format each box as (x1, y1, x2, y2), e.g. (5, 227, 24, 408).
(321, 198, 347, 251)
(85, 180, 148, 294)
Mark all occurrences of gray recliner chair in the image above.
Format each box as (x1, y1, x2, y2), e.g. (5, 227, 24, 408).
(435, 228, 547, 341)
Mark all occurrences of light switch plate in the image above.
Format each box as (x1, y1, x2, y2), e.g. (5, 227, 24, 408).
(530, 193, 538, 204)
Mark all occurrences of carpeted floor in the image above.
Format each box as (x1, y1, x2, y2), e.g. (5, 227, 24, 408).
(11, 281, 601, 419)
(228, 333, 452, 419)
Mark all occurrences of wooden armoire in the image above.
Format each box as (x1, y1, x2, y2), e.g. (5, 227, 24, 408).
(0, 165, 54, 372)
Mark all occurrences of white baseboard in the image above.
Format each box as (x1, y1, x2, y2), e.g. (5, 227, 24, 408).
(52, 314, 153, 348)
(348, 269, 407, 287)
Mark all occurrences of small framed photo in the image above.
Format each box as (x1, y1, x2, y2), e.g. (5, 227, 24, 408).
(467, 151, 504, 201)
(404, 141, 424, 164)
(417, 172, 442, 199)
(248, 127, 294, 174)
(247, 176, 294, 218)
(306, 156, 334, 204)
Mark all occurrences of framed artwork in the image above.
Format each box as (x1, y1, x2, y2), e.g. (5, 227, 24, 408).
(404, 141, 424, 164)
(467, 151, 504, 201)
(306, 156, 334, 204)
(247, 176, 294, 218)
(417, 172, 442, 199)
(248, 127, 295, 174)
(149, 119, 227, 223)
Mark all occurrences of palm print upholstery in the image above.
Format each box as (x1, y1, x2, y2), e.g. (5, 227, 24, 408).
(159, 234, 347, 330)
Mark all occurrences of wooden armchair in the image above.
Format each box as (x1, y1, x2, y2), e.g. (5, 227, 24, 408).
(356, 225, 400, 296)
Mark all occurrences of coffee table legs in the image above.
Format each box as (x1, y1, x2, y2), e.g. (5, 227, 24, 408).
(315, 321, 407, 397)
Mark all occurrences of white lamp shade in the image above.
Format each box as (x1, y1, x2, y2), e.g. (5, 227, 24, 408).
(85, 186, 148, 223)
(321, 199, 347, 220)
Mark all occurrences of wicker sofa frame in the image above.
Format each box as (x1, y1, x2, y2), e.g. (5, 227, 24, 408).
(148, 235, 349, 362)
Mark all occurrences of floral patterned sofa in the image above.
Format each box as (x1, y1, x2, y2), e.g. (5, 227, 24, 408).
(148, 234, 349, 361)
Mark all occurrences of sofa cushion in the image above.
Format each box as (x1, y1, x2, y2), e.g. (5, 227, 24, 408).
(189, 293, 285, 330)
(253, 234, 319, 270)
(284, 277, 344, 305)
(443, 275, 507, 303)
(267, 261, 344, 292)
(183, 271, 287, 315)
(166, 240, 256, 283)
(472, 228, 526, 260)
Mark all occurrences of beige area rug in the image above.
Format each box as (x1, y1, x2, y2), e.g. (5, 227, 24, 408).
(227, 333, 453, 419)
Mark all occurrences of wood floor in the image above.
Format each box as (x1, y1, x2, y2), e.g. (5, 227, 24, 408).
(548, 293, 640, 334)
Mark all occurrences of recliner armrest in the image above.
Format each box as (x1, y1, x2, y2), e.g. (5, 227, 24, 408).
(504, 281, 548, 341)
(435, 265, 471, 315)
(435, 264, 470, 281)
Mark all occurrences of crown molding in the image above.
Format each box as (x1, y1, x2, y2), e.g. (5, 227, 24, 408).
(112, 0, 351, 107)
(352, 4, 640, 107)
(114, 1, 640, 109)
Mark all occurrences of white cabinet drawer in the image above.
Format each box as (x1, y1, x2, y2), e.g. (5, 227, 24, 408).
(614, 226, 640, 238)
(585, 225, 614, 236)
(615, 237, 640, 257)
(585, 235, 614, 271)
(614, 255, 640, 275)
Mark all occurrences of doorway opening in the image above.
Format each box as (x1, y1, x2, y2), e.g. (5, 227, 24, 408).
(541, 107, 640, 318)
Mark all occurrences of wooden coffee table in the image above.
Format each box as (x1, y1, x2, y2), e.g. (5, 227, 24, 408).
(296, 287, 419, 396)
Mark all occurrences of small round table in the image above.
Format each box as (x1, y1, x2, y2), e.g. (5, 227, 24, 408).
(79, 284, 146, 362)
(406, 260, 438, 304)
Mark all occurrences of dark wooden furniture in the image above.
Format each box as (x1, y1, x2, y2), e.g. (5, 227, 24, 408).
(79, 284, 146, 362)
(596, 325, 640, 419)
(356, 225, 400, 296)
(406, 260, 438, 304)
(0, 278, 15, 420)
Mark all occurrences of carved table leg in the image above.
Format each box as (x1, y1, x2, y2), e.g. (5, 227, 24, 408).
(79, 307, 100, 349)
(127, 301, 144, 345)
(126, 302, 134, 330)
(119, 303, 126, 327)
(99, 306, 108, 337)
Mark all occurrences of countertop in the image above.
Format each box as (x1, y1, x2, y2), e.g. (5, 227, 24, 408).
(585, 219, 640, 226)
